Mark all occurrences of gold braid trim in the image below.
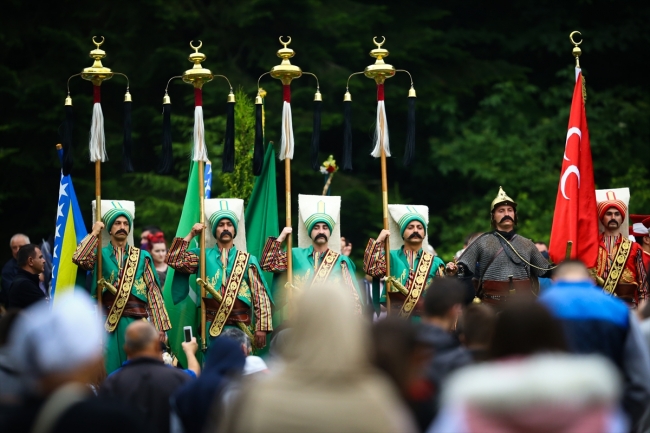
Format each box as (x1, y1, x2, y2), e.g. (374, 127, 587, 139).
(209, 251, 250, 337)
(399, 252, 434, 319)
(603, 238, 632, 295)
(310, 249, 340, 288)
(105, 247, 141, 332)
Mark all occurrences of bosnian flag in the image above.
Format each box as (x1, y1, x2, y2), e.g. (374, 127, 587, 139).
(548, 68, 598, 266)
(51, 146, 88, 302)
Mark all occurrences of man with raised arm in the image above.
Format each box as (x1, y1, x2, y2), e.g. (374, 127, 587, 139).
(166, 199, 273, 349)
(72, 202, 170, 373)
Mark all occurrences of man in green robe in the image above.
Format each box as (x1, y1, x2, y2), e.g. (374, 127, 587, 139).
(166, 198, 273, 350)
(364, 204, 445, 319)
(73, 202, 171, 374)
(260, 194, 363, 324)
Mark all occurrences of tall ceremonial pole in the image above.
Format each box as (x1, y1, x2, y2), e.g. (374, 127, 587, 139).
(343, 37, 417, 314)
(162, 41, 236, 350)
(63, 37, 132, 309)
(256, 37, 322, 316)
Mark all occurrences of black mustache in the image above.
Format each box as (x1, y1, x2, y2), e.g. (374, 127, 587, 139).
(408, 233, 423, 239)
(315, 234, 328, 241)
(499, 216, 515, 223)
(220, 230, 233, 239)
(607, 220, 619, 226)
(115, 229, 128, 235)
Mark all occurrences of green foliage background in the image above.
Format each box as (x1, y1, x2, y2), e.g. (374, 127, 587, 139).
(1, 0, 649, 267)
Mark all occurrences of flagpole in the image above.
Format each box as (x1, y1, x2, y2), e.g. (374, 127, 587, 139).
(380, 139, 392, 313)
(95, 161, 103, 309)
(198, 159, 207, 350)
(285, 158, 293, 297)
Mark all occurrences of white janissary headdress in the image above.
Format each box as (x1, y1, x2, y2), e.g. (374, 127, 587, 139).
(298, 194, 341, 253)
(92, 200, 136, 248)
(388, 204, 429, 250)
(595, 188, 630, 236)
(205, 198, 247, 252)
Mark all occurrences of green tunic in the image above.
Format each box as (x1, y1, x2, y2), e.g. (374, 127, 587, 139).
(380, 247, 445, 301)
(271, 246, 363, 326)
(92, 244, 160, 374)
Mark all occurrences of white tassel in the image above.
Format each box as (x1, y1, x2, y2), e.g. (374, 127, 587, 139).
(279, 101, 294, 160)
(89, 103, 107, 162)
(370, 100, 391, 158)
(192, 106, 208, 162)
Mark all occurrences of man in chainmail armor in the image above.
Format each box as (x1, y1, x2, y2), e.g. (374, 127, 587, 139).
(446, 187, 552, 306)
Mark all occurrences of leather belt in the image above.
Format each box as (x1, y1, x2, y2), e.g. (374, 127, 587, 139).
(203, 297, 252, 326)
(613, 283, 637, 306)
(102, 292, 149, 319)
(387, 292, 424, 317)
(481, 279, 532, 306)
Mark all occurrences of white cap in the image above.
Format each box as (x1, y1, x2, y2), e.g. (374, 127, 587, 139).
(243, 355, 268, 375)
(9, 291, 103, 377)
(298, 194, 342, 253)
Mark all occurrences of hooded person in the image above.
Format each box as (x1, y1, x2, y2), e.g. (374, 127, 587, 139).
(3, 292, 148, 433)
(260, 195, 363, 326)
(593, 189, 647, 306)
(364, 204, 445, 319)
(72, 201, 170, 374)
(216, 284, 418, 433)
(445, 187, 552, 308)
(166, 199, 273, 350)
(172, 336, 246, 433)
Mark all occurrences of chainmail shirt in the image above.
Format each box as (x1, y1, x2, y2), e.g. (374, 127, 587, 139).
(457, 232, 551, 281)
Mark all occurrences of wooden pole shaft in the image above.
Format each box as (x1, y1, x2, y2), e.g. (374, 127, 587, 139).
(95, 160, 102, 310)
(285, 158, 293, 315)
(379, 103, 391, 314)
(198, 160, 207, 350)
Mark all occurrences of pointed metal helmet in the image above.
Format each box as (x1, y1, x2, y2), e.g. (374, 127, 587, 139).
(491, 186, 517, 213)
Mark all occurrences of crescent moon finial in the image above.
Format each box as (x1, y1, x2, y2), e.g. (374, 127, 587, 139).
(92, 36, 105, 48)
(569, 31, 582, 46)
(279, 36, 292, 48)
(373, 36, 386, 48)
(190, 40, 203, 53)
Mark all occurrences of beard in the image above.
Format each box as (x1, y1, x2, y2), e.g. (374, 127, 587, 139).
(219, 230, 233, 240)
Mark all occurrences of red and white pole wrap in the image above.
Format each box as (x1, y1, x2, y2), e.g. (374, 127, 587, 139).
(279, 84, 294, 160)
(193, 88, 208, 162)
(371, 83, 390, 158)
(89, 85, 107, 162)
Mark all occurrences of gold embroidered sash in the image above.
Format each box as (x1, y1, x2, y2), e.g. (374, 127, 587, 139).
(209, 251, 250, 337)
(399, 251, 434, 319)
(603, 238, 632, 296)
(310, 249, 340, 288)
(105, 246, 141, 332)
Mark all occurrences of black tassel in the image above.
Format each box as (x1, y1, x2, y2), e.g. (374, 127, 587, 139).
(253, 102, 264, 176)
(403, 97, 416, 167)
(122, 99, 134, 173)
(61, 105, 74, 176)
(222, 100, 235, 173)
(311, 100, 322, 171)
(342, 100, 353, 171)
(158, 103, 173, 174)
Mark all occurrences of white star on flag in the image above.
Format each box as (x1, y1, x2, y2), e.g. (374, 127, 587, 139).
(55, 224, 61, 239)
(57, 203, 65, 219)
(59, 182, 69, 198)
(53, 244, 59, 259)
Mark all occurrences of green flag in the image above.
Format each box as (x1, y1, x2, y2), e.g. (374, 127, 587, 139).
(245, 143, 279, 286)
(163, 161, 202, 366)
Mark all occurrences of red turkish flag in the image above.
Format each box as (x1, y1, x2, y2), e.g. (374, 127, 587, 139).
(549, 69, 599, 267)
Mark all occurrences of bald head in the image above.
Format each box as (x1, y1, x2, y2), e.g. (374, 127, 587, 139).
(124, 321, 161, 359)
(552, 259, 591, 282)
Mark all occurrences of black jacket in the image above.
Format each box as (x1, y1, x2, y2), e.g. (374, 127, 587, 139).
(6, 268, 44, 310)
(100, 357, 191, 433)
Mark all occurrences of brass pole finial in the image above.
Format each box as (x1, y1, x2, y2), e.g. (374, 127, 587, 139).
(81, 36, 114, 86)
(183, 40, 213, 89)
(373, 36, 386, 48)
(365, 36, 395, 84)
(270, 36, 302, 85)
(570, 31, 583, 68)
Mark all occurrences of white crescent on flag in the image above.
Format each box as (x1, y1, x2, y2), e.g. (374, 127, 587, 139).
(561, 165, 580, 200)
(564, 127, 582, 161)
